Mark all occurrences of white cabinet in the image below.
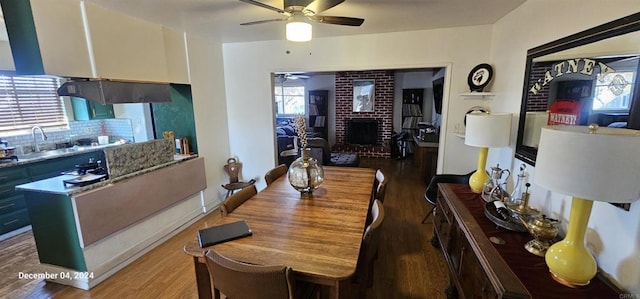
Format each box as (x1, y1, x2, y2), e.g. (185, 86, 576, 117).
(0, 41, 15, 71)
(3, 0, 92, 77)
(84, 2, 169, 82)
(30, 0, 92, 77)
(4, 0, 179, 82)
(163, 27, 190, 84)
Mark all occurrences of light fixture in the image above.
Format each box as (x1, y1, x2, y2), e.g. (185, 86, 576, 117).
(535, 125, 640, 287)
(286, 20, 312, 42)
(464, 113, 512, 193)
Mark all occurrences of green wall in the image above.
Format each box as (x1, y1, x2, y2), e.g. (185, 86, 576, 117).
(151, 84, 198, 153)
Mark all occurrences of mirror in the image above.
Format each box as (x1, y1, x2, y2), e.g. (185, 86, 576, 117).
(516, 12, 640, 167)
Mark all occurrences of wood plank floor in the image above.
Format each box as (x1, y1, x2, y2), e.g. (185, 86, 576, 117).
(0, 157, 449, 299)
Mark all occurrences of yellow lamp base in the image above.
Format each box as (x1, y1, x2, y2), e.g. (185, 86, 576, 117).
(469, 147, 488, 193)
(550, 272, 590, 288)
(545, 197, 597, 287)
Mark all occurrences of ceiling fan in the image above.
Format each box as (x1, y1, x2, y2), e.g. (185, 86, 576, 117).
(239, 0, 364, 41)
(275, 73, 310, 83)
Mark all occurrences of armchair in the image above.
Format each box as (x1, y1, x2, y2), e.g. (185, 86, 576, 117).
(306, 137, 360, 167)
(276, 125, 298, 167)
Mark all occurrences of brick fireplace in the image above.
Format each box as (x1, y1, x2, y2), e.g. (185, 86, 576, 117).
(333, 70, 393, 158)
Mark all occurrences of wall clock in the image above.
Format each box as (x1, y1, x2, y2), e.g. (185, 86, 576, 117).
(468, 63, 494, 92)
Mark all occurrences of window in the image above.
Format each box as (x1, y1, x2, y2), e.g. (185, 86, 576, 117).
(592, 71, 635, 111)
(274, 79, 305, 116)
(0, 75, 68, 135)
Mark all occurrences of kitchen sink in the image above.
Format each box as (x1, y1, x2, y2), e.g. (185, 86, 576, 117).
(17, 148, 79, 160)
(14, 143, 119, 163)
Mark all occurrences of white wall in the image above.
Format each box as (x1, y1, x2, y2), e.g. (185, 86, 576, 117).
(187, 35, 231, 210)
(223, 25, 494, 189)
(490, 0, 640, 293)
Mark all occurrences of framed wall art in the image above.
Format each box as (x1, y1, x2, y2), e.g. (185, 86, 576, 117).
(352, 79, 375, 112)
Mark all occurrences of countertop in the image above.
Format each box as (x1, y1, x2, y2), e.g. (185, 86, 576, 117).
(413, 135, 439, 148)
(0, 144, 117, 168)
(16, 154, 198, 196)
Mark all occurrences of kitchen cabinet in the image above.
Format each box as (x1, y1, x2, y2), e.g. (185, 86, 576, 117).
(0, 166, 30, 235)
(17, 157, 206, 290)
(84, 2, 169, 82)
(163, 27, 190, 84)
(413, 137, 438, 184)
(2, 0, 172, 82)
(1, 0, 93, 77)
(434, 183, 621, 298)
(71, 97, 115, 120)
(0, 145, 104, 236)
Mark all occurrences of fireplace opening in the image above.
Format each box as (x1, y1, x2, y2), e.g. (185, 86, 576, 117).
(347, 119, 378, 145)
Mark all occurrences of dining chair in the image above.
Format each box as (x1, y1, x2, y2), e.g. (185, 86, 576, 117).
(220, 185, 257, 216)
(221, 157, 256, 198)
(265, 164, 288, 186)
(422, 171, 474, 223)
(354, 199, 385, 297)
(373, 169, 387, 203)
(204, 249, 296, 299)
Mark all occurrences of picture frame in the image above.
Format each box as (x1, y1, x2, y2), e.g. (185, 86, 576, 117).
(352, 79, 375, 112)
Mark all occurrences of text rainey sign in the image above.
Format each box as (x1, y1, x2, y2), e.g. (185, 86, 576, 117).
(529, 58, 616, 95)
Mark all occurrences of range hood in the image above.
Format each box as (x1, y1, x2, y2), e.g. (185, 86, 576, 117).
(57, 79, 171, 104)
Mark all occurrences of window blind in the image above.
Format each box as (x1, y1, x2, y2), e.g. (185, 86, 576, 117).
(0, 75, 68, 134)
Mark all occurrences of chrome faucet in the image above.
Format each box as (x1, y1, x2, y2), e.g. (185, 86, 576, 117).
(31, 126, 48, 152)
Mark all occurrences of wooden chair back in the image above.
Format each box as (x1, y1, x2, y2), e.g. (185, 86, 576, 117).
(204, 249, 295, 299)
(265, 164, 288, 186)
(221, 185, 257, 216)
(355, 199, 385, 294)
(223, 157, 242, 184)
(374, 169, 387, 203)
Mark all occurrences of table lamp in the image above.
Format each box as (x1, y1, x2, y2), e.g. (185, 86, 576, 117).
(464, 113, 512, 193)
(535, 125, 640, 287)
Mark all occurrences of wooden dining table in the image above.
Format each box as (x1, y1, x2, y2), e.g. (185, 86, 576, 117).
(183, 166, 376, 299)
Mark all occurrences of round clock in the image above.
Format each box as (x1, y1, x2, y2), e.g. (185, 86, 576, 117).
(468, 63, 494, 92)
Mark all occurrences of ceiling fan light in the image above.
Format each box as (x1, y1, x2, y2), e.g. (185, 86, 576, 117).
(286, 21, 312, 42)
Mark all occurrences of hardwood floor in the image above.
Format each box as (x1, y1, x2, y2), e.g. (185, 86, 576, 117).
(0, 157, 449, 299)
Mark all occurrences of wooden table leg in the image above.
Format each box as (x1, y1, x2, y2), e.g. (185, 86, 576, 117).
(193, 256, 212, 299)
(328, 279, 352, 299)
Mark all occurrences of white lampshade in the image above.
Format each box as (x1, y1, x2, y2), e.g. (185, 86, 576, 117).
(286, 21, 312, 42)
(465, 113, 512, 147)
(535, 125, 640, 203)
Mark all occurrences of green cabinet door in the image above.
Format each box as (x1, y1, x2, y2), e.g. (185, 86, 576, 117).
(0, 165, 30, 235)
(71, 97, 115, 120)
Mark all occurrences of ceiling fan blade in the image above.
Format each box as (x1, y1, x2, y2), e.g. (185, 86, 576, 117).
(313, 16, 364, 26)
(240, 18, 287, 25)
(304, 0, 344, 14)
(239, 0, 285, 14)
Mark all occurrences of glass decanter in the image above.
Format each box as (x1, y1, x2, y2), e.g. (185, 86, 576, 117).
(509, 164, 527, 206)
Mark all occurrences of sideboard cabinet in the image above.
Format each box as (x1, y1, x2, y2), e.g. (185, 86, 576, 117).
(433, 183, 620, 299)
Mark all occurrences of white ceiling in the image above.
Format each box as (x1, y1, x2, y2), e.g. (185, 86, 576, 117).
(85, 0, 526, 43)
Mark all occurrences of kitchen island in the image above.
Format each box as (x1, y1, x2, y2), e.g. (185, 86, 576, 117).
(413, 135, 439, 184)
(16, 139, 207, 290)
